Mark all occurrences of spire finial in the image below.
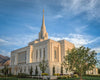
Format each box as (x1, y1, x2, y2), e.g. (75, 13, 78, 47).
(43, 9, 44, 14)
(42, 9, 45, 27)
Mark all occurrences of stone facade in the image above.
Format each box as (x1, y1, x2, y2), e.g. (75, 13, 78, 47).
(10, 11, 98, 76)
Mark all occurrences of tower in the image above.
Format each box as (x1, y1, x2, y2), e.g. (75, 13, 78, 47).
(39, 9, 48, 40)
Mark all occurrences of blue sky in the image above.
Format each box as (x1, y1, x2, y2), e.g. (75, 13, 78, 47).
(0, 0, 100, 62)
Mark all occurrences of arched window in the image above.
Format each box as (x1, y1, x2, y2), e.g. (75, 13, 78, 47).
(36, 50, 38, 60)
(40, 49, 41, 58)
(24, 66, 26, 72)
(43, 48, 45, 58)
(54, 50, 56, 59)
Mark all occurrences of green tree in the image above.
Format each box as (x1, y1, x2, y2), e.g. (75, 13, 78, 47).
(39, 58, 48, 73)
(63, 46, 97, 80)
(35, 66, 38, 76)
(29, 66, 33, 76)
(2, 65, 9, 76)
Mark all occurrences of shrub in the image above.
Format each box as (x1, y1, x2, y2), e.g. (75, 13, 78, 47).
(54, 73, 60, 76)
(0, 75, 5, 77)
(66, 75, 71, 78)
(57, 76, 61, 79)
(41, 73, 48, 76)
(58, 75, 71, 79)
(57, 76, 65, 79)
(7, 73, 13, 77)
(85, 74, 100, 77)
(63, 75, 71, 78)
(73, 74, 79, 78)
(17, 73, 28, 78)
(57, 75, 71, 79)
(61, 76, 66, 79)
(0, 73, 16, 77)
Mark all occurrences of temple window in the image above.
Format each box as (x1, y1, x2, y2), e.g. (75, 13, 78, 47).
(54, 50, 56, 59)
(36, 49, 38, 60)
(43, 48, 45, 58)
(40, 49, 41, 58)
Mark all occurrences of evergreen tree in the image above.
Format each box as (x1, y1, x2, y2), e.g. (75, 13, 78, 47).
(61, 66, 63, 74)
(29, 66, 33, 76)
(53, 66, 55, 75)
(35, 66, 38, 76)
(20, 67, 22, 73)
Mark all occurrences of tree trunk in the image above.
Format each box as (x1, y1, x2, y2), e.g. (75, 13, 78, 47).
(80, 73, 83, 80)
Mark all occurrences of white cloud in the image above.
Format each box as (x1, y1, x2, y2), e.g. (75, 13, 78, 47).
(50, 33, 100, 48)
(60, 0, 100, 20)
(0, 33, 100, 56)
(75, 25, 88, 33)
(0, 34, 38, 46)
(0, 49, 10, 56)
(25, 24, 39, 31)
(49, 37, 61, 41)
(92, 47, 100, 53)
(50, 33, 100, 55)
(0, 39, 8, 43)
(0, 33, 38, 56)
(0, 39, 8, 45)
(53, 14, 63, 19)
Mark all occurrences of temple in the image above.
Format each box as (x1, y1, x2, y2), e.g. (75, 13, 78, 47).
(10, 10, 98, 76)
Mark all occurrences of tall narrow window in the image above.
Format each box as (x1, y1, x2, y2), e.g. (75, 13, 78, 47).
(24, 66, 26, 72)
(54, 50, 56, 59)
(53, 66, 55, 75)
(43, 48, 45, 58)
(36, 50, 38, 60)
(40, 49, 41, 58)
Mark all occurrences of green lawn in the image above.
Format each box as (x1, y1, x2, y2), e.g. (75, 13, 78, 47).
(0, 77, 42, 80)
(58, 76, 100, 80)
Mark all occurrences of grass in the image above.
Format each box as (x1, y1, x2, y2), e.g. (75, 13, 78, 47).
(0, 77, 42, 80)
(58, 76, 100, 80)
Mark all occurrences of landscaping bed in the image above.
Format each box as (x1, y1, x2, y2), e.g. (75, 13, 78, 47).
(0, 76, 100, 80)
(58, 76, 100, 80)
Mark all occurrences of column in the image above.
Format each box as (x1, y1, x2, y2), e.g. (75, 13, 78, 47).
(15, 54, 18, 65)
(26, 46, 30, 63)
(30, 45, 33, 63)
(59, 45, 61, 63)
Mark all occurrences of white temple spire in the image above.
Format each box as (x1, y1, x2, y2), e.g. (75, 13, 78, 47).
(39, 9, 48, 40)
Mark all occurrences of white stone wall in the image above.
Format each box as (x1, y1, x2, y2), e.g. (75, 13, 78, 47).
(10, 39, 98, 76)
(11, 46, 29, 65)
(32, 39, 49, 62)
